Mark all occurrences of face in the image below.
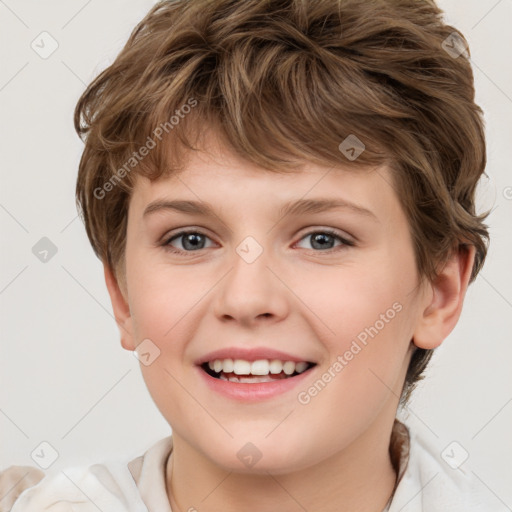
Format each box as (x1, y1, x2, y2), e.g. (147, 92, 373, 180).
(117, 135, 426, 474)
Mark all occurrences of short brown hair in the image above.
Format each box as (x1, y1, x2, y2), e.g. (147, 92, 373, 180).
(74, 0, 490, 404)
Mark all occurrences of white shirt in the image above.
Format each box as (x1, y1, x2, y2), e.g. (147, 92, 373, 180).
(1, 422, 506, 511)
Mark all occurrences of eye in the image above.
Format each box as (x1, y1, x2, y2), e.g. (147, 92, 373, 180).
(162, 228, 354, 255)
(295, 229, 354, 252)
(163, 230, 215, 253)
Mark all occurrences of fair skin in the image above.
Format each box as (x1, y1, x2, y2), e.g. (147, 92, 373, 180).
(104, 132, 475, 512)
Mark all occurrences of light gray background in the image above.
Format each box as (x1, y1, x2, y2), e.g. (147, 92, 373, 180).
(1, 0, 511, 507)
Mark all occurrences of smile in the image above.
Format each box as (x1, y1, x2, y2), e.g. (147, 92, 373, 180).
(197, 357, 318, 401)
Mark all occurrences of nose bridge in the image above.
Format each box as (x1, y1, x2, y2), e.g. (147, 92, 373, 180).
(213, 234, 288, 323)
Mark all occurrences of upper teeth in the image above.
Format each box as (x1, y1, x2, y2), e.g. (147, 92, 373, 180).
(207, 359, 309, 376)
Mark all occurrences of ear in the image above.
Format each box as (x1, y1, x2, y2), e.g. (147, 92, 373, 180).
(103, 263, 136, 351)
(413, 244, 476, 350)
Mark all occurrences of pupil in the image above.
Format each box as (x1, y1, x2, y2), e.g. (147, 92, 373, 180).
(184, 233, 203, 250)
(312, 233, 333, 250)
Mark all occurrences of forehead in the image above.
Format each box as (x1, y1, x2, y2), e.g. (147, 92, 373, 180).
(128, 139, 403, 226)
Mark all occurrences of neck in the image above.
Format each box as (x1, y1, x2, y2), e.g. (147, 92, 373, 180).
(166, 413, 400, 512)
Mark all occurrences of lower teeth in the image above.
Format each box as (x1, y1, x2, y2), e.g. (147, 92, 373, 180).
(218, 372, 291, 383)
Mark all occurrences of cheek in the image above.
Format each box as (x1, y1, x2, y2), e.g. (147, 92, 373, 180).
(297, 259, 415, 406)
(127, 270, 197, 422)
(127, 258, 206, 341)
(126, 261, 210, 396)
(301, 263, 407, 343)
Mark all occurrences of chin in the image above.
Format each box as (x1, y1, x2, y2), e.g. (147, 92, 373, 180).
(199, 437, 318, 476)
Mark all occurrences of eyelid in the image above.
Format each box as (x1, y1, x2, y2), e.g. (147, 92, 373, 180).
(295, 225, 355, 245)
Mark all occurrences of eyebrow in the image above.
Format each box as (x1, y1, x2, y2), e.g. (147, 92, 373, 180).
(143, 198, 378, 221)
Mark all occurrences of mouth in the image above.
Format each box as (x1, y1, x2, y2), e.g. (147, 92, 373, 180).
(200, 359, 317, 384)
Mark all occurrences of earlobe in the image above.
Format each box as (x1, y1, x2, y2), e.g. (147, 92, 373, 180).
(103, 263, 136, 351)
(413, 244, 476, 350)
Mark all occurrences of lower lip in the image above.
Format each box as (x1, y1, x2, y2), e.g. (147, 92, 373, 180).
(196, 365, 315, 402)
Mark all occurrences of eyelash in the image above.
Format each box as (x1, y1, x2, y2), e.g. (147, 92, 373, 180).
(161, 228, 355, 255)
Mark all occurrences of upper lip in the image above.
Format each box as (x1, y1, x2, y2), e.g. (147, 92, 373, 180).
(195, 347, 317, 366)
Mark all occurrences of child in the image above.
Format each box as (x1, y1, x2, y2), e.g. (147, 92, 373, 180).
(1, 0, 500, 510)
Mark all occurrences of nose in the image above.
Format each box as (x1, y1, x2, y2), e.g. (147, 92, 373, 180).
(212, 242, 289, 327)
